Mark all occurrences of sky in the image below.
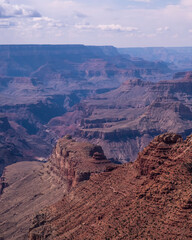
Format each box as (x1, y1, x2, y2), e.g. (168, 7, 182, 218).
(0, 0, 192, 47)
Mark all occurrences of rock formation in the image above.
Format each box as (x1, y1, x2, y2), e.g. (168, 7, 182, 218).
(28, 133, 192, 240)
(47, 135, 114, 190)
(0, 44, 171, 175)
(52, 72, 192, 162)
(0, 137, 114, 239)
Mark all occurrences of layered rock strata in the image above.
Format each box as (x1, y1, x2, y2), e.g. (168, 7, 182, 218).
(51, 72, 192, 162)
(29, 133, 192, 240)
(0, 44, 171, 174)
(47, 135, 114, 190)
(0, 137, 113, 239)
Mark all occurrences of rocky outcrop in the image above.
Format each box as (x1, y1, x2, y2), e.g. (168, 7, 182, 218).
(48, 135, 114, 189)
(136, 133, 183, 176)
(0, 137, 113, 239)
(28, 133, 192, 240)
(0, 172, 8, 195)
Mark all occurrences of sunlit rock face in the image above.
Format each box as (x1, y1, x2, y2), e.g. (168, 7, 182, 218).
(28, 133, 192, 240)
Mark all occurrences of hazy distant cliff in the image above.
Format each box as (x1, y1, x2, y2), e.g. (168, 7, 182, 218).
(0, 44, 172, 174)
(50, 72, 192, 162)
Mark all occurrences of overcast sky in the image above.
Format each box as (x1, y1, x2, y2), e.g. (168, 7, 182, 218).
(0, 0, 192, 47)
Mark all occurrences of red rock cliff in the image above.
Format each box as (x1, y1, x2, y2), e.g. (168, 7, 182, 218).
(29, 133, 192, 240)
(47, 135, 114, 190)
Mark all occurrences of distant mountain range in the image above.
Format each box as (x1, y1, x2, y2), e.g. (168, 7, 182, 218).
(118, 47, 192, 71)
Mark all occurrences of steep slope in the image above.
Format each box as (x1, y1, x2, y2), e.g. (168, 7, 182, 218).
(28, 133, 192, 240)
(0, 115, 25, 175)
(0, 137, 114, 240)
(0, 161, 65, 240)
(51, 72, 192, 162)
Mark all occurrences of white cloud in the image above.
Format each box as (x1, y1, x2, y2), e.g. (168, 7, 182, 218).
(32, 17, 65, 29)
(156, 26, 170, 33)
(0, 0, 192, 46)
(97, 24, 138, 32)
(0, 0, 41, 18)
(74, 24, 138, 32)
(74, 24, 93, 30)
(0, 19, 15, 27)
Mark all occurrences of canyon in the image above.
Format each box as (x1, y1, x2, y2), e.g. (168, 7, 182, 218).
(1, 133, 192, 239)
(0, 44, 173, 174)
(1, 45, 192, 172)
(28, 133, 192, 240)
(50, 71, 192, 162)
(1, 45, 192, 239)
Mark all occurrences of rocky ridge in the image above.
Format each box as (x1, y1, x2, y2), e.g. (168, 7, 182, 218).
(0, 137, 114, 239)
(28, 133, 192, 240)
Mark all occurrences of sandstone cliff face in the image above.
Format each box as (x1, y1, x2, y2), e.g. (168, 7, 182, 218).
(28, 133, 192, 240)
(48, 135, 113, 190)
(0, 137, 113, 239)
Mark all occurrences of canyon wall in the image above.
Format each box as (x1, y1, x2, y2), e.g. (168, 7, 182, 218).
(0, 45, 172, 174)
(49, 72, 192, 163)
(28, 133, 192, 239)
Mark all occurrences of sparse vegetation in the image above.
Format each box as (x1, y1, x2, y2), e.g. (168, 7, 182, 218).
(184, 162, 192, 173)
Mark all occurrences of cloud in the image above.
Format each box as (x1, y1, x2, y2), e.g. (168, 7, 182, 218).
(32, 17, 65, 29)
(0, 0, 41, 18)
(156, 26, 170, 32)
(97, 24, 138, 32)
(74, 24, 138, 32)
(0, 19, 15, 28)
(0, 0, 192, 46)
(74, 24, 93, 30)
